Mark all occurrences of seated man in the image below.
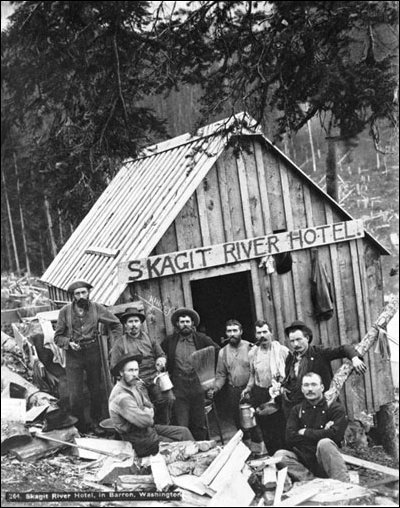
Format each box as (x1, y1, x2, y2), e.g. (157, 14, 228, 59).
(109, 353, 193, 457)
(274, 371, 350, 483)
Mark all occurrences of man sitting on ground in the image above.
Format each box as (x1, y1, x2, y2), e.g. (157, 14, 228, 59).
(274, 371, 350, 483)
(108, 353, 193, 457)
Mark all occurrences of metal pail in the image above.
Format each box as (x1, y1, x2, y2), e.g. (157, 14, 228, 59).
(154, 372, 174, 392)
(239, 403, 257, 429)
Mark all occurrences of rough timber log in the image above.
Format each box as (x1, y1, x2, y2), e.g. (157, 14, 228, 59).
(324, 296, 399, 407)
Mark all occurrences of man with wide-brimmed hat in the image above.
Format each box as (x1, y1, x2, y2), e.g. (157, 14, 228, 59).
(54, 279, 123, 434)
(110, 308, 174, 425)
(281, 320, 367, 418)
(108, 353, 193, 457)
(162, 307, 220, 440)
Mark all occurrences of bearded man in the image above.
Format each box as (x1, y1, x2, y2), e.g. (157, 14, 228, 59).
(161, 308, 220, 440)
(54, 280, 123, 433)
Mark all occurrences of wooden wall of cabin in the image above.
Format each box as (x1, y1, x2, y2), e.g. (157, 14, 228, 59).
(117, 135, 393, 416)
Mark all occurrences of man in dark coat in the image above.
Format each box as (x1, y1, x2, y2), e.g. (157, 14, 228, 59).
(162, 308, 220, 440)
(54, 280, 123, 433)
(274, 372, 350, 482)
(281, 320, 366, 418)
(109, 353, 193, 457)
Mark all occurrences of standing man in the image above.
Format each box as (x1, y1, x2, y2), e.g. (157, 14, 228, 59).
(109, 353, 193, 457)
(162, 307, 220, 440)
(281, 320, 367, 418)
(274, 372, 350, 482)
(54, 280, 123, 434)
(110, 308, 174, 425)
(241, 319, 289, 454)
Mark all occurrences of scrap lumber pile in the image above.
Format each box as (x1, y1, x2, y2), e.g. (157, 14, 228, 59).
(1, 274, 52, 326)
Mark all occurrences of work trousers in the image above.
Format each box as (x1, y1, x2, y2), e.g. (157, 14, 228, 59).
(274, 438, 350, 482)
(172, 373, 207, 440)
(251, 385, 286, 454)
(121, 424, 194, 457)
(65, 344, 103, 432)
(146, 383, 175, 426)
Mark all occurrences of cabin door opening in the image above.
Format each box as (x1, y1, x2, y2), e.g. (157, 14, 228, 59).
(190, 271, 256, 346)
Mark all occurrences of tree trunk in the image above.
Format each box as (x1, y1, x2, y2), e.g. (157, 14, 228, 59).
(324, 296, 399, 459)
(43, 193, 58, 259)
(13, 153, 31, 276)
(58, 208, 64, 245)
(376, 403, 399, 461)
(326, 137, 338, 200)
(2, 213, 13, 272)
(1, 166, 21, 274)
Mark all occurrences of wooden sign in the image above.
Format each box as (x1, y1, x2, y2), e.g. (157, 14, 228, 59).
(118, 220, 364, 283)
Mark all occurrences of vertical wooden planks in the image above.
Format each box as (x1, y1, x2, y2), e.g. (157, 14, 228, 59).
(262, 146, 286, 231)
(324, 206, 351, 414)
(253, 141, 280, 337)
(155, 222, 184, 337)
(236, 150, 263, 320)
(279, 161, 301, 324)
(202, 164, 226, 245)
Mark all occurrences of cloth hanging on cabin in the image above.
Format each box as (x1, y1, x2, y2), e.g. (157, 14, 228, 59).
(311, 248, 334, 321)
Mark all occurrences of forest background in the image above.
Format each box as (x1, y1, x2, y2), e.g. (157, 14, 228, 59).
(1, 1, 398, 297)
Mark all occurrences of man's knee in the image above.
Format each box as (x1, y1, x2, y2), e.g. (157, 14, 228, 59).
(317, 438, 337, 454)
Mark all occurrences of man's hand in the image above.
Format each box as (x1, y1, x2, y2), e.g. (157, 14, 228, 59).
(155, 357, 167, 372)
(281, 387, 291, 402)
(324, 420, 334, 430)
(206, 389, 214, 400)
(241, 387, 251, 400)
(297, 428, 306, 436)
(69, 341, 81, 351)
(352, 356, 367, 375)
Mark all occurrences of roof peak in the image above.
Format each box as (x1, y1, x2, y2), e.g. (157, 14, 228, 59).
(136, 111, 262, 159)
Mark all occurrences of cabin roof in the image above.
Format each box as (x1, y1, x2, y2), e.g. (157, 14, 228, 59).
(41, 112, 389, 305)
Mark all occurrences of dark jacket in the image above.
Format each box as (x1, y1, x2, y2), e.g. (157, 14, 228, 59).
(161, 330, 220, 378)
(286, 397, 348, 476)
(283, 344, 359, 405)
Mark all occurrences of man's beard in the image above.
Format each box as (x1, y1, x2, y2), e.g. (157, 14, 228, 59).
(180, 326, 193, 336)
(76, 298, 90, 310)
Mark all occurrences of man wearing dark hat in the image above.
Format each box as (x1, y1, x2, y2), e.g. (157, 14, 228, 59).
(109, 353, 193, 457)
(54, 279, 123, 433)
(281, 320, 367, 418)
(110, 308, 174, 425)
(162, 308, 220, 440)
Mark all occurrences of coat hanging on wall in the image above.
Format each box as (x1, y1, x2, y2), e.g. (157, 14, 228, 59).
(311, 248, 334, 321)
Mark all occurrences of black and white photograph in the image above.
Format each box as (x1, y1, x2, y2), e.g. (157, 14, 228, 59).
(1, 1, 399, 507)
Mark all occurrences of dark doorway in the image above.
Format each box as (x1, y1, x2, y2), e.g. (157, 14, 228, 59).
(191, 271, 256, 346)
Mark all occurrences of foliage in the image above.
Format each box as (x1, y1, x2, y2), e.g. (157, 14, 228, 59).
(159, 1, 398, 145)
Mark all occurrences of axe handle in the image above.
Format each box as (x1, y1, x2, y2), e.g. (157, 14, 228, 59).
(34, 433, 124, 459)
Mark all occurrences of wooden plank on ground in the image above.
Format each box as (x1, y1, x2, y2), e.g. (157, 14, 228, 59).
(273, 466, 287, 506)
(342, 453, 399, 478)
(75, 437, 133, 461)
(262, 464, 277, 489)
(209, 440, 251, 492)
(278, 485, 321, 507)
(150, 453, 174, 491)
(208, 471, 254, 507)
(200, 430, 243, 486)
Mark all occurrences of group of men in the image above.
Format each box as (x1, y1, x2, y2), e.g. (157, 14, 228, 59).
(54, 279, 367, 483)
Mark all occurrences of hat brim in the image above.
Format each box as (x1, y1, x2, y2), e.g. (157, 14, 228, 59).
(43, 415, 78, 432)
(111, 354, 143, 377)
(67, 280, 93, 293)
(120, 312, 146, 324)
(171, 308, 200, 327)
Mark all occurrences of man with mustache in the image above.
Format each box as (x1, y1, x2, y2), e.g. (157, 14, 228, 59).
(109, 353, 193, 457)
(54, 280, 123, 433)
(110, 308, 173, 425)
(281, 320, 366, 419)
(162, 308, 220, 440)
(274, 372, 350, 482)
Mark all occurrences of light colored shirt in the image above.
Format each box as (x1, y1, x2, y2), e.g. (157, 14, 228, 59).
(174, 334, 196, 375)
(214, 340, 252, 391)
(108, 379, 154, 433)
(249, 341, 289, 388)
